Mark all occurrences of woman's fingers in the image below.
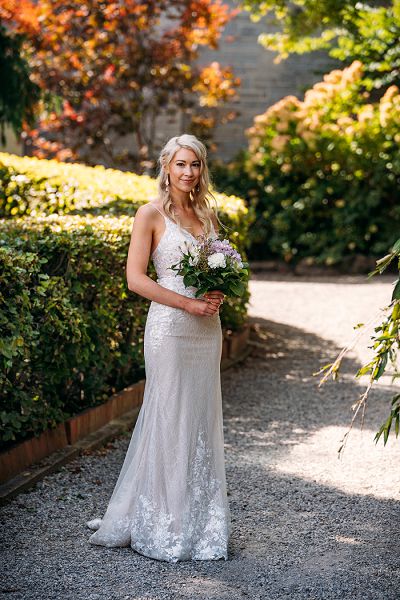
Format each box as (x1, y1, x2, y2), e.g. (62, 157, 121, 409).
(199, 292, 225, 316)
(202, 300, 219, 315)
(208, 297, 221, 305)
(203, 291, 225, 302)
(205, 300, 218, 311)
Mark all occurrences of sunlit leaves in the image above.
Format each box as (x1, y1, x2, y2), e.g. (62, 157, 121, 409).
(243, 1, 400, 89)
(242, 60, 400, 264)
(374, 394, 400, 445)
(194, 62, 240, 107)
(0, 0, 40, 34)
(2, 0, 238, 170)
(317, 238, 400, 451)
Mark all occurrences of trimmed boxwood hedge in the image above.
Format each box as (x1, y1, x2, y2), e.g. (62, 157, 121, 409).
(0, 154, 252, 448)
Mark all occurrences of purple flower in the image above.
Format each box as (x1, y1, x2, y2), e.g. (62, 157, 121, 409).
(210, 239, 242, 264)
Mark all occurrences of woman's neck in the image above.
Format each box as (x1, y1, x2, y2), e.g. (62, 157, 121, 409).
(169, 189, 191, 211)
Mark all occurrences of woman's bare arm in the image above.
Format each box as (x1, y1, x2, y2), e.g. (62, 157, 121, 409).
(126, 205, 221, 316)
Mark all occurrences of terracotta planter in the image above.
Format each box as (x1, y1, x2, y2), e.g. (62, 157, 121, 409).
(221, 337, 230, 360)
(228, 323, 250, 360)
(0, 423, 68, 484)
(65, 399, 113, 445)
(65, 379, 146, 445)
(109, 379, 145, 419)
(0, 380, 147, 485)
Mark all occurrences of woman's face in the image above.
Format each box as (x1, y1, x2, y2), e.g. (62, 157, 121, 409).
(168, 148, 201, 194)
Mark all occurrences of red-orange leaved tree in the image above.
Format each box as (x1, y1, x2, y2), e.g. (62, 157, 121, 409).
(3, 0, 240, 170)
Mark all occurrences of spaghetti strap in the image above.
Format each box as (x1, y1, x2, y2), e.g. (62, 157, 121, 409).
(148, 203, 166, 218)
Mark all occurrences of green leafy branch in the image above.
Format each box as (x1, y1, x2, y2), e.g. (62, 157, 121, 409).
(242, 1, 400, 90)
(316, 238, 400, 456)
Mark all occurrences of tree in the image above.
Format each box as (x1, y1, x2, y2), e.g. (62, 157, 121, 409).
(5, 0, 240, 170)
(241, 0, 400, 90)
(0, 1, 41, 144)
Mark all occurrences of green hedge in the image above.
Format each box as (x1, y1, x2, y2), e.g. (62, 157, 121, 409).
(0, 154, 252, 448)
(0, 151, 156, 218)
(0, 215, 146, 447)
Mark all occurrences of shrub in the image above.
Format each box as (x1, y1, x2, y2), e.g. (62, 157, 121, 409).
(0, 152, 155, 218)
(0, 215, 147, 447)
(0, 156, 252, 447)
(0, 162, 78, 218)
(214, 61, 400, 264)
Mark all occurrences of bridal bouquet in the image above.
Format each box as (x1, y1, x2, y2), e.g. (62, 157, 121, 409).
(170, 234, 249, 298)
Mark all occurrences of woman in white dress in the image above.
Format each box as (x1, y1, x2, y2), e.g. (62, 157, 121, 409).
(87, 134, 232, 562)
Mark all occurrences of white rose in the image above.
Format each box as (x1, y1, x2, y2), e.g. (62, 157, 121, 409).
(189, 249, 200, 266)
(180, 241, 197, 253)
(207, 252, 226, 269)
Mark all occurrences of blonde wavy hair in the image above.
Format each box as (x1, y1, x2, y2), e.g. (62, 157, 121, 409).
(156, 134, 224, 237)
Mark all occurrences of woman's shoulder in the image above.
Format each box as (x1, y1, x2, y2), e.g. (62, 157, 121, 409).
(132, 201, 165, 233)
(136, 200, 164, 219)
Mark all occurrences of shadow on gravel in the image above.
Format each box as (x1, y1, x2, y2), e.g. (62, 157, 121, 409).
(1, 318, 398, 600)
(218, 317, 399, 600)
(222, 466, 400, 600)
(239, 316, 395, 430)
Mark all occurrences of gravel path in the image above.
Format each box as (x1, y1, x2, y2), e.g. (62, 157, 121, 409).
(1, 274, 399, 600)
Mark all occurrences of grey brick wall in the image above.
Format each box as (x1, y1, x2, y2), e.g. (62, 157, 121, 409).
(193, 4, 338, 160)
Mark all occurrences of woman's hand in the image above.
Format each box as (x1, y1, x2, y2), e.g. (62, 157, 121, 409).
(203, 290, 225, 307)
(185, 299, 218, 317)
(185, 290, 225, 317)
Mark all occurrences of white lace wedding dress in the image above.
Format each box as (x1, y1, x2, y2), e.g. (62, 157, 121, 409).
(86, 206, 231, 562)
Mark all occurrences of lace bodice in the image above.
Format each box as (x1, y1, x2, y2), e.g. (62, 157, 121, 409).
(144, 208, 220, 342)
(152, 213, 193, 275)
(151, 209, 215, 298)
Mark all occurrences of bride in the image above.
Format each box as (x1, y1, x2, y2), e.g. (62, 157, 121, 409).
(86, 134, 232, 562)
